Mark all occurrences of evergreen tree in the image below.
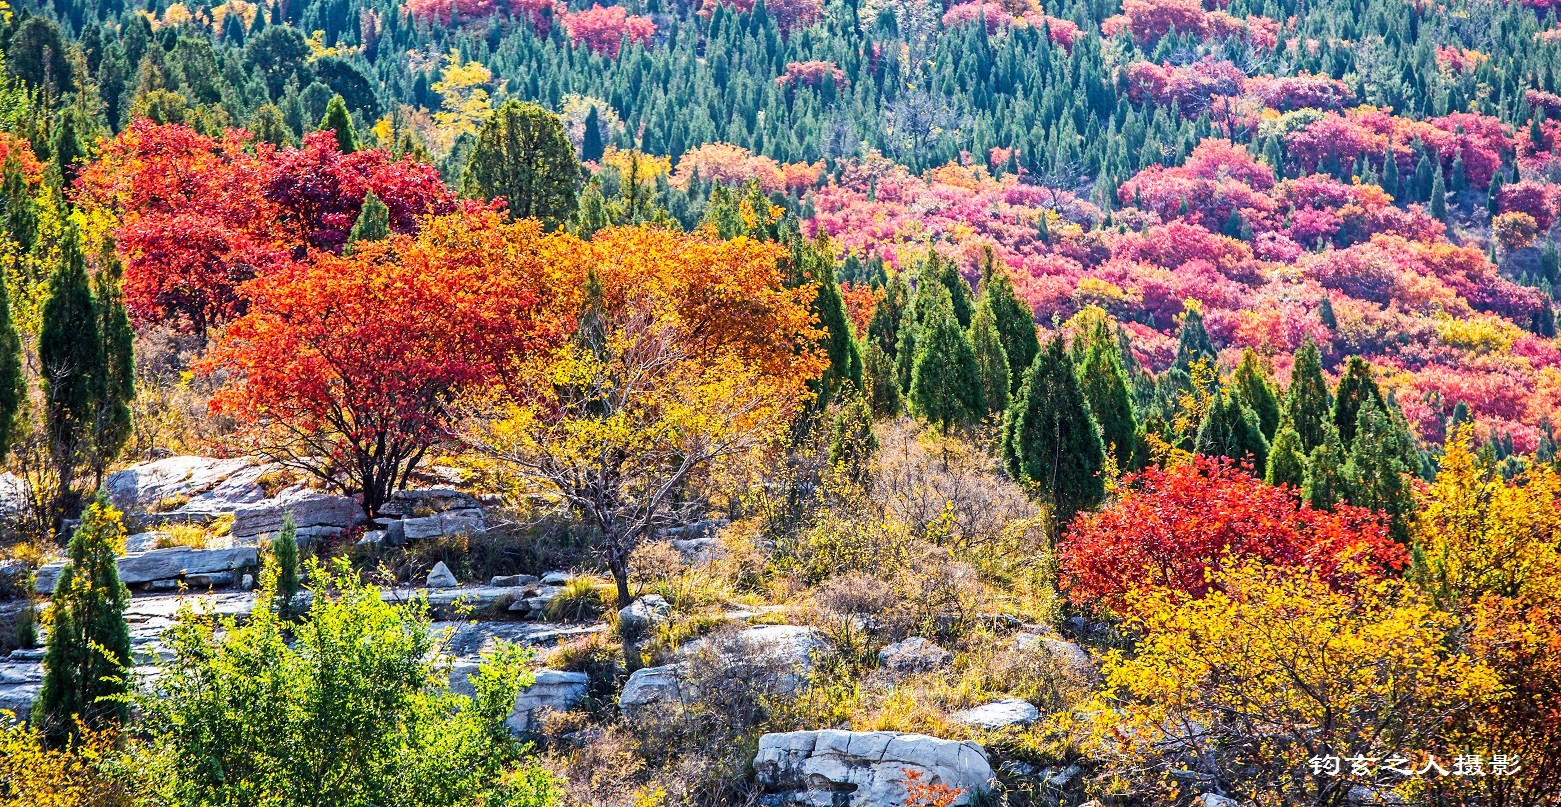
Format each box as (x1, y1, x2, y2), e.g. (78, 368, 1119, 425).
(1382, 145, 1399, 199)
(894, 305, 918, 393)
(1331, 355, 1384, 448)
(982, 252, 1039, 391)
(39, 225, 104, 518)
(2, 153, 38, 256)
(867, 270, 909, 358)
(1172, 306, 1217, 375)
(791, 236, 862, 408)
(863, 341, 902, 418)
(1451, 148, 1466, 193)
(969, 296, 1009, 416)
(33, 494, 132, 743)
(1195, 387, 1270, 476)
(1342, 397, 1415, 543)
(0, 264, 21, 465)
(909, 283, 983, 430)
(347, 189, 391, 247)
(1232, 348, 1280, 440)
(1285, 339, 1332, 453)
(1318, 295, 1337, 330)
(1265, 424, 1308, 489)
(318, 94, 357, 153)
(93, 244, 135, 483)
(1489, 171, 1504, 216)
(1430, 165, 1447, 220)
(580, 105, 605, 163)
(919, 251, 972, 328)
(1071, 310, 1137, 469)
(1003, 335, 1106, 537)
(272, 514, 300, 620)
(51, 108, 89, 189)
(1414, 151, 1433, 201)
(1302, 423, 1347, 510)
(461, 100, 580, 230)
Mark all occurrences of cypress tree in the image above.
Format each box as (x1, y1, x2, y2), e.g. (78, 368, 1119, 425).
(1265, 424, 1308, 489)
(272, 514, 300, 620)
(1431, 166, 1448, 220)
(0, 265, 21, 465)
(982, 252, 1039, 391)
(909, 283, 983, 430)
(3, 152, 38, 255)
(969, 296, 1009, 417)
(347, 190, 391, 248)
(894, 305, 918, 393)
(1414, 151, 1433, 201)
(93, 244, 135, 483)
(1232, 348, 1280, 440)
(1342, 398, 1415, 543)
(39, 225, 103, 516)
(33, 494, 132, 742)
(580, 105, 605, 163)
(1195, 387, 1270, 476)
(863, 341, 902, 418)
(1173, 306, 1217, 375)
(867, 270, 909, 358)
(1318, 295, 1337, 330)
(1451, 148, 1466, 194)
(1332, 355, 1384, 448)
(1302, 423, 1347, 510)
(318, 94, 357, 153)
(1003, 335, 1106, 537)
(1489, 171, 1504, 216)
(51, 109, 88, 189)
(1285, 339, 1332, 453)
(462, 100, 580, 230)
(1071, 310, 1137, 469)
(792, 236, 863, 408)
(920, 251, 972, 328)
(1382, 145, 1399, 199)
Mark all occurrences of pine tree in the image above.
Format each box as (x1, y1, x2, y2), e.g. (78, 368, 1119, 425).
(919, 251, 972, 328)
(1285, 339, 1331, 453)
(580, 105, 605, 163)
(39, 225, 104, 517)
(894, 305, 918, 393)
(1415, 151, 1433, 201)
(318, 94, 357, 153)
(982, 253, 1039, 391)
(272, 514, 300, 620)
(867, 270, 909, 358)
(93, 244, 135, 483)
(792, 237, 863, 409)
(51, 108, 88, 189)
(969, 296, 1009, 416)
(33, 493, 132, 742)
(1451, 148, 1466, 193)
(347, 190, 390, 248)
(1302, 422, 1346, 510)
(1173, 306, 1217, 375)
(1071, 310, 1137, 469)
(909, 283, 983, 430)
(1382, 145, 1399, 200)
(1265, 424, 1308, 489)
(1342, 397, 1415, 543)
(1489, 171, 1504, 216)
(1195, 387, 1270, 476)
(1318, 295, 1337, 330)
(1232, 348, 1280, 440)
(1003, 335, 1106, 537)
(2, 153, 38, 255)
(1431, 165, 1448, 220)
(863, 341, 903, 418)
(1332, 355, 1384, 448)
(0, 266, 21, 465)
(462, 100, 580, 230)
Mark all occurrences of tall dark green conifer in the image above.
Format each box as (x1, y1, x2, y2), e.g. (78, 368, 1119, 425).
(347, 189, 390, 248)
(318, 94, 357, 153)
(863, 341, 903, 418)
(909, 283, 983, 430)
(1071, 311, 1137, 469)
(1265, 425, 1308, 489)
(969, 296, 1009, 417)
(981, 252, 1039, 391)
(1173, 306, 1217, 374)
(462, 100, 580, 230)
(93, 243, 135, 483)
(1232, 348, 1280, 440)
(919, 251, 972, 328)
(0, 267, 20, 465)
(867, 271, 909, 358)
(1003, 335, 1106, 537)
(2, 153, 38, 256)
(33, 494, 132, 743)
(1302, 423, 1347, 510)
(580, 105, 605, 163)
(1332, 356, 1384, 448)
(792, 236, 862, 408)
(39, 225, 103, 517)
(1285, 339, 1332, 453)
(1342, 397, 1416, 543)
(1195, 387, 1270, 476)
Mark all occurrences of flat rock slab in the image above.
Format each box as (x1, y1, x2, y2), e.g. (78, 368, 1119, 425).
(948, 698, 1040, 731)
(754, 729, 993, 807)
(35, 546, 260, 593)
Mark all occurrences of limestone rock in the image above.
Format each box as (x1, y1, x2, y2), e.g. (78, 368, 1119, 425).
(490, 574, 539, 588)
(377, 488, 483, 518)
(1200, 794, 1240, 807)
(618, 665, 685, 711)
(400, 512, 488, 542)
(426, 562, 459, 588)
(1015, 633, 1096, 681)
(105, 456, 274, 524)
(617, 595, 671, 640)
(35, 546, 259, 593)
(753, 730, 993, 807)
(541, 571, 572, 585)
(229, 488, 365, 543)
(877, 637, 952, 673)
(0, 560, 27, 599)
(507, 669, 589, 733)
(0, 473, 29, 522)
(948, 699, 1039, 731)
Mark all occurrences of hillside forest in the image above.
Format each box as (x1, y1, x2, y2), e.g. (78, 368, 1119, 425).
(0, 0, 1558, 803)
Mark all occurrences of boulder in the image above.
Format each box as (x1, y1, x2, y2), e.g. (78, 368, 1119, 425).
(541, 571, 572, 585)
(426, 562, 459, 588)
(105, 456, 274, 523)
(677, 625, 827, 694)
(948, 699, 1039, 731)
(401, 512, 488, 542)
(617, 664, 685, 711)
(617, 595, 671, 640)
(377, 488, 483, 519)
(229, 488, 366, 543)
(753, 730, 993, 807)
(877, 637, 952, 673)
(0, 473, 28, 522)
(490, 574, 539, 588)
(1200, 795, 1240, 807)
(0, 683, 38, 717)
(506, 669, 590, 733)
(1014, 633, 1096, 681)
(35, 546, 260, 593)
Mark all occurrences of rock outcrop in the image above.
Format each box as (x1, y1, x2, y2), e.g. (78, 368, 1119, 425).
(947, 698, 1039, 731)
(507, 669, 590, 732)
(753, 730, 993, 807)
(35, 546, 260, 594)
(877, 637, 952, 673)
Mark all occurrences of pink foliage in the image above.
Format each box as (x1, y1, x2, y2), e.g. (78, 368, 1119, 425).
(404, 0, 495, 25)
(1498, 180, 1560, 230)
(777, 60, 847, 88)
(562, 4, 656, 58)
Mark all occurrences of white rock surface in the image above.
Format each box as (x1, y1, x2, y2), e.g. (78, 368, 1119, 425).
(754, 730, 993, 807)
(617, 595, 671, 639)
(426, 562, 459, 588)
(105, 456, 274, 523)
(877, 637, 952, 673)
(507, 669, 589, 732)
(947, 698, 1039, 731)
(35, 546, 260, 593)
(617, 664, 686, 711)
(229, 487, 366, 543)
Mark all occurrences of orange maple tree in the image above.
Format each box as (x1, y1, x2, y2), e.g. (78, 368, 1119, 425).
(203, 208, 577, 515)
